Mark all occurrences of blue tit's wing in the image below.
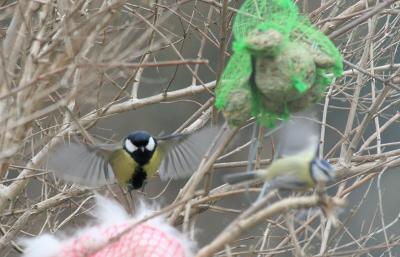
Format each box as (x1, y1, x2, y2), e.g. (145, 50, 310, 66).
(268, 175, 309, 190)
(46, 138, 119, 187)
(277, 111, 320, 159)
(157, 125, 224, 181)
(224, 171, 259, 184)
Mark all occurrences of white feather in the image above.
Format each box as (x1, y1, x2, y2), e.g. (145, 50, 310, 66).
(93, 193, 130, 225)
(19, 234, 63, 257)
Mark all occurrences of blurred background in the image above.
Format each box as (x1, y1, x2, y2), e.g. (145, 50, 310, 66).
(0, 0, 400, 256)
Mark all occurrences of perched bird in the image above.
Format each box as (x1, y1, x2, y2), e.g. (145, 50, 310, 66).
(47, 126, 221, 191)
(224, 114, 335, 191)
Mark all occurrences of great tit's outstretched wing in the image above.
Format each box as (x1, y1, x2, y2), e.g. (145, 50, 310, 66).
(47, 138, 119, 187)
(157, 125, 223, 181)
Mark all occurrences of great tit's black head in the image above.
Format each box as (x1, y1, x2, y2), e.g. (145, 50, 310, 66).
(123, 131, 157, 165)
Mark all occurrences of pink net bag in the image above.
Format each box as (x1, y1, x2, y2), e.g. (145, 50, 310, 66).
(21, 195, 195, 257)
(60, 223, 187, 257)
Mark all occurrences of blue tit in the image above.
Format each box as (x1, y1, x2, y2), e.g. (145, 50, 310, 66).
(47, 126, 220, 191)
(224, 114, 336, 191)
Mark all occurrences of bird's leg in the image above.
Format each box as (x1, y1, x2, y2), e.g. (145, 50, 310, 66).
(316, 181, 326, 200)
(256, 182, 271, 202)
(119, 185, 135, 214)
(141, 180, 147, 194)
(127, 190, 135, 213)
(245, 122, 260, 204)
(126, 183, 132, 192)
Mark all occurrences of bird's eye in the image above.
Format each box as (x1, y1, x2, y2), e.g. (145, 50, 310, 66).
(125, 139, 138, 153)
(145, 137, 156, 151)
(318, 159, 334, 172)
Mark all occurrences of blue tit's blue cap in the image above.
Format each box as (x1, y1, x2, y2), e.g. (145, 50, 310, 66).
(318, 159, 334, 172)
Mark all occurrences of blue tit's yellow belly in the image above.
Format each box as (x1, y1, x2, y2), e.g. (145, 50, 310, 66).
(264, 155, 315, 187)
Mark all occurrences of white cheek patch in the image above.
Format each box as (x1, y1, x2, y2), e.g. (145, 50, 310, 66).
(313, 169, 329, 182)
(145, 137, 156, 151)
(312, 166, 331, 182)
(125, 139, 137, 153)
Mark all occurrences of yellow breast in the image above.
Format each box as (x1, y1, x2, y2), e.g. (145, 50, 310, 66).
(109, 149, 137, 185)
(263, 155, 315, 187)
(143, 148, 163, 177)
(109, 148, 164, 186)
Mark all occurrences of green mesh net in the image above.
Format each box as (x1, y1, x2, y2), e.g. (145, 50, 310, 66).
(215, 0, 343, 127)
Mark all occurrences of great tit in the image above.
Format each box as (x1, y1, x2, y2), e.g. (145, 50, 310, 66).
(48, 126, 220, 190)
(224, 115, 335, 191)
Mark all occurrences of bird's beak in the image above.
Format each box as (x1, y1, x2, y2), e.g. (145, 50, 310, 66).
(140, 146, 144, 152)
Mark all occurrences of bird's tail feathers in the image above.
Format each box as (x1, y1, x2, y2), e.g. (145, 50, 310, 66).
(224, 171, 258, 184)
